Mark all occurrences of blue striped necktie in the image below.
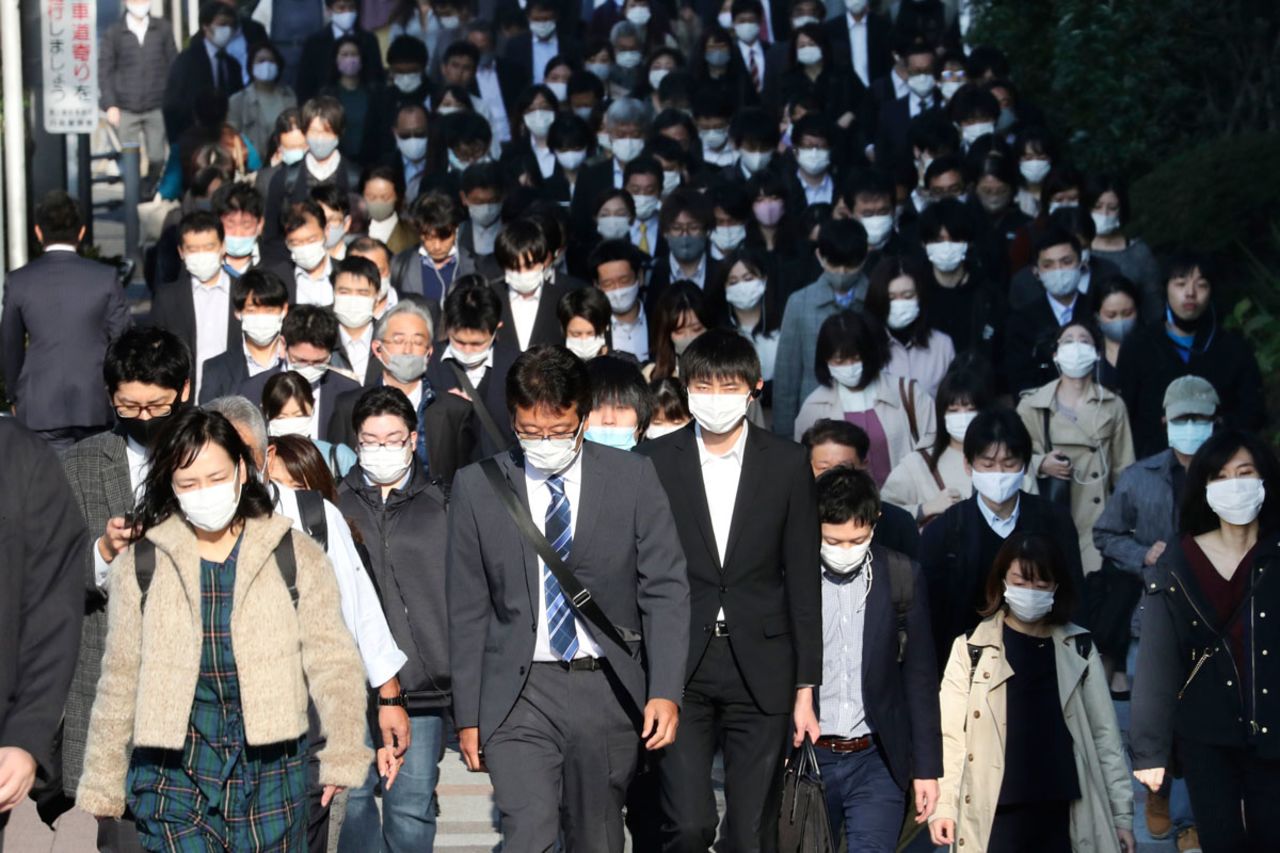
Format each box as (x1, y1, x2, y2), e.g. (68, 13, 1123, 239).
(544, 475, 579, 660)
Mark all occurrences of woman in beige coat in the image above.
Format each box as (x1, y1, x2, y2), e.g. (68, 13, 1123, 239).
(930, 533, 1134, 853)
(77, 409, 370, 850)
(1016, 321, 1135, 575)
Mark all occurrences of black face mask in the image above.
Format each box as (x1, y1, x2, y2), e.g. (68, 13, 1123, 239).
(117, 398, 184, 448)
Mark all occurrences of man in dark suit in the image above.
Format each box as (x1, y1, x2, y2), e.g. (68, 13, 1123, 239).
(329, 257, 385, 387)
(810, 466, 941, 849)
(60, 328, 191, 850)
(492, 219, 585, 353)
(236, 305, 363, 444)
(161, 0, 245, 141)
(919, 408, 1088, 668)
(294, 0, 386, 103)
(0, 420, 87, 850)
(149, 210, 242, 402)
(426, 281, 519, 459)
(635, 330, 822, 852)
(1004, 226, 1089, 397)
(1, 192, 130, 450)
(569, 98, 649, 235)
(390, 192, 473, 333)
(501, 0, 582, 84)
(872, 39, 944, 167)
(447, 344, 690, 852)
(328, 301, 476, 484)
(822, 0, 894, 87)
(199, 269, 290, 405)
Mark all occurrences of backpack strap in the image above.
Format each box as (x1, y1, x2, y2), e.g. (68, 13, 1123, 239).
(885, 550, 913, 664)
(294, 489, 329, 552)
(135, 538, 156, 609)
(898, 377, 919, 444)
(966, 639, 983, 685)
(274, 535, 299, 608)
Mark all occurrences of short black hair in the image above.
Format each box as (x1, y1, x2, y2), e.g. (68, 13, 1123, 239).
(410, 191, 461, 236)
(917, 197, 974, 243)
(963, 408, 1033, 467)
(104, 327, 191, 394)
(232, 269, 289, 311)
(310, 181, 350, 217)
(587, 356, 653, 432)
(495, 217, 552, 270)
(34, 190, 83, 243)
(178, 209, 225, 243)
(335, 255, 380, 292)
(352, 385, 418, 435)
(1180, 428, 1280, 536)
(650, 376, 689, 422)
(801, 418, 870, 462)
(659, 187, 713, 234)
(1163, 250, 1216, 288)
(199, 0, 237, 26)
(588, 238, 646, 280)
(507, 344, 594, 419)
(460, 161, 506, 196)
(301, 94, 346, 137)
(386, 33, 429, 67)
(558, 287, 612, 336)
(680, 329, 762, 388)
(281, 304, 339, 351)
(981, 532, 1075, 625)
(282, 199, 326, 236)
(1034, 224, 1082, 261)
(360, 163, 404, 199)
(815, 219, 868, 268)
(816, 465, 881, 527)
(213, 181, 264, 219)
(814, 311, 889, 389)
(444, 275, 503, 333)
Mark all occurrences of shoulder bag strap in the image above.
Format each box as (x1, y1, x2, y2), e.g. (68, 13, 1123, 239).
(449, 361, 510, 451)
(479, 458, 631, 655)
(899, 376, 919, 444)
(1042, 406, 1053, 455)
(294, 489, 329, 552)
(886, 549, 914, 664)
(917, 448, 946, 491)
(135, 539, 156, 608)
(274, 535, 300, 608)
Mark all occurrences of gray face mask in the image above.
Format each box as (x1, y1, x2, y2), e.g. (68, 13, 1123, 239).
(383, 352, 428, 384)
(822, 269, 860, 293)
(668, 234, 706, 264)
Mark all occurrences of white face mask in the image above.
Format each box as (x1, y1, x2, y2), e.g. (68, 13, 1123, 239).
(547, 80, 568, 102)
(687, 392, 750, 435)
(241, 312, 283, 346)
(393, 72, 423, 93)
(626, 5, 652, 25)
(1054, 341, 1098, 378)
(740, 149, 773, 174)
(612, 137, 644, 164)
(646, 422, 684, 440)
(468, 202, 502, 228)
(529, 19, 557, 39)
(906, 73, 936, 98)
(184, 250, 223, 282)
(795, 147, 830, 175)
(506, 267, 546, 295)
(565, 335, 605, 360)
(1041, 266, 1082, 298)
(556, 149, 587, 172)
(662, 170, 681, 196)
(926, 241, 967, 272)
(333, 293, 375, 328)
(700, 127, 729, 151)
(207, 24, 234, 49)
(360, 444, 414, 485)
(734, 21, 760, 44)
(253, 61, 280, 83)
(1004, 582, 1055, 622)
(616, 50, 643, 69)
(445, 342, 491, 368)
(605, 282, 640, 313)
(886, 298, 920, 330)
(598, 215, 632, 240)
(725, 278, 766, 310)
(632, 193, 660, 220)
(858, 214, 894, 249)
(1092, 211, 1121, 236)
(268, 415, 313, 438)
(176, 475, 242, 532)
(944, 410, 977, 442)
(1019, 159, 1052, 184)
(961, 121, 995, 145)
(126, 1, 151, 19)
(792, 15, 819, 29)
(520, 422, 584, 473)
(1206, 477, 1266, 526)
(971, 469, 1024, 504)
(940, 80, 963, 101)
(828, 362, 863, 388)
(796, 45, 823, 66)
(710, 224, 747, 253)
(649, 68, 670, 90)
(289, 361, 328, 384)
(821, 540, 871, 575)
(523, 109, 555, 137)
(291, 240, 328, 272)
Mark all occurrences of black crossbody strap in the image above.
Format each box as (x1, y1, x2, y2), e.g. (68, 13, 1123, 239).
(479, 458, 631, 655)
(449, 361, 510, 450)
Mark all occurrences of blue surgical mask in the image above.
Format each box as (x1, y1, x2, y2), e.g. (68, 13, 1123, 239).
(225, 234, 257, 258)
(1098, 316, 1136, 343)
(1167, 420, 1213, 456)
(585, 425, 638, 451)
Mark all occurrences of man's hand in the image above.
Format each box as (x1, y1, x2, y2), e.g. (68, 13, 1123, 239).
(320, 785, 343, 808)
(1144, 541, 1167, 567)
(929, 818, 955, 846)
(792, 687, 820, 748)
(922, 489, 961, 518)
(376, 747, 403, 790)
(98, 516, 137, 564)
(912, 778, 939, 823)
(376, 678, 411, 757)
(0, 747, 38, 813)
(641, 699, 679, 751)
(1039, 451, 1073, 480)
(106, 106, 121, 127)
(459, 726, 486, 772)
(1133, 767, 1165, 792)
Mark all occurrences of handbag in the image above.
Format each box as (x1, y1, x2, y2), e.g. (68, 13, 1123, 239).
(1036, 407, 1072, 507)
(778, 735, 836, 853)
(1083, 560, 1143, 660)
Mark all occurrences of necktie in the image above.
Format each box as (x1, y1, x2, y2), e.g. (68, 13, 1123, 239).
(748, 48, 761, 93)
(216, 49, 234, 91)
(638, 222, 650, 254)
(544, 475, 579, 661)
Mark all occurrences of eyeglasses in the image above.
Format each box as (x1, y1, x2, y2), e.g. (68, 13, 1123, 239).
(514, 423, 582, 443)
(666, 224, 705, 237)
(114, 402, 174, 418)
(358, 436, 411, 452)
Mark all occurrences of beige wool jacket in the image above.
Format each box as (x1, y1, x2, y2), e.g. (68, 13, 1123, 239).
(931, 614, 1133, 853)
(78, 513, 372, 817)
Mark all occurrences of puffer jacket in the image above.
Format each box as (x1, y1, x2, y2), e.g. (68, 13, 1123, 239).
(932, 614, 1133, 852)
(77, 513, 371, 817)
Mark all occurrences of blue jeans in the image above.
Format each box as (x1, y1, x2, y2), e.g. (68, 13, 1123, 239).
(814, 742, 905, 853)
(337, 710, 446, 853)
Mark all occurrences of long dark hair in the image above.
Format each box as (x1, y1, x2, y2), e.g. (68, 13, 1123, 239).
(136, 408, 274, 535)
(865, 253, 936, 349)
(928, 363, 995, 468)
(980, 532, 1075, 625)
(1180, 429, 1280, 536)
(650, 280, 715, 380)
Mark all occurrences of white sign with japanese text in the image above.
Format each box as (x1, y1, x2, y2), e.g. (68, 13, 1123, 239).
(42, 0, 99, 134)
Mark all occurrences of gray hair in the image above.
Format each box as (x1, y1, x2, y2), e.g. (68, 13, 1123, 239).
(206, 395, 269, 463)
(609, 20, 641, 46)
(374, 298, 435, 342)
(605, 97, 651, 131)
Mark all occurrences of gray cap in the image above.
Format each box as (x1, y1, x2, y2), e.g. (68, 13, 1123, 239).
(1163, 376, 1219, 419)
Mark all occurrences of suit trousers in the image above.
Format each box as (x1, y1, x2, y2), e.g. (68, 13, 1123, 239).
(117, 109, 166, 171)
(484, 662, 639, 853)
(658, 636, 790, 853)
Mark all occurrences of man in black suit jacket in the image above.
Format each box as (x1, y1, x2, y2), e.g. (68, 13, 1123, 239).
(161, 1, 245, 141)
(447, 345, 689, 852)
(492, 219, 586, 353)
(294, 0, 386, 103)
(198, 269, 291, 405)
(636, 330, 822, 852)
(500, 0, 582, 84)
(569, 98, 649, 235)
(327, 301, 476, 484)
(1004, 227, 1089, 397)
(919, 409, 1088, 668)
(1, 192, 130, 449)
(235, 305, 362, 443)
(822, 1, 894, 87)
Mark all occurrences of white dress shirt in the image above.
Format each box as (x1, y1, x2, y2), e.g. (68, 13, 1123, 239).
(475, 61, 513, 143)
(526, 450, 606, 660)
(509, 287, 542, 350)
(1046, 292, 1077, 326)
(798, 170, 835, 205)
(339, 325, 372, 381)
(892, 69, 910, 100)
(668, 253, 707, 289)
(243, 340, 282, 377)
(630, 216, 659, 253)
(532, 140, 556, 179)
(369, 212, 400, 244)
(819, 562, 872, 737)
(702, 143, 739, 168)
(977, 493, 1021, 538)
(192, 271, 232, 396)
(847, 12, 870, 86)
(532, 34, 558, 84)
(696, 422, 749, 621)
(736, 38, 766, 90)
(273, 485, 408, 686)
(295, 259, 335, 306)
(93, 435, 151, 589)
(612, 306, 649, 362)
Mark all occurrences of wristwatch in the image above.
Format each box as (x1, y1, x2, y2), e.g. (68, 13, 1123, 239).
(376, 692, 407, 708)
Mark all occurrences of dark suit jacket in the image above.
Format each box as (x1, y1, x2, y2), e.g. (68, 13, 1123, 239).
(636, 422, 822, 714)
(199, 349, 254, 404)
(327, 378, 476, 484)
(237, 366, 362, 443)
(148, 276, 243, 389)
(822, 11, 893, 86)
(330, 338, 383, 387)
(878, 502, 920, 560)
(446, 442, 691, 742)
(0, 421, 87, 780)
(491, 273, 586, 352)
(500, 33, 582, 83)
(295, 27, 385, 104)
(162, 37, 244, 140)
(1, 252, 129, 431)
(874, 99, 945, 168)
(263, 260, 302, 304)
(568, 158, 620, 235)
(830, 544, 942, 790)
(920, 493, 1087, 667)
(259, 159, 356, 245)
(426, 343, 519, 459)
(1003, 292, 1084, 397)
